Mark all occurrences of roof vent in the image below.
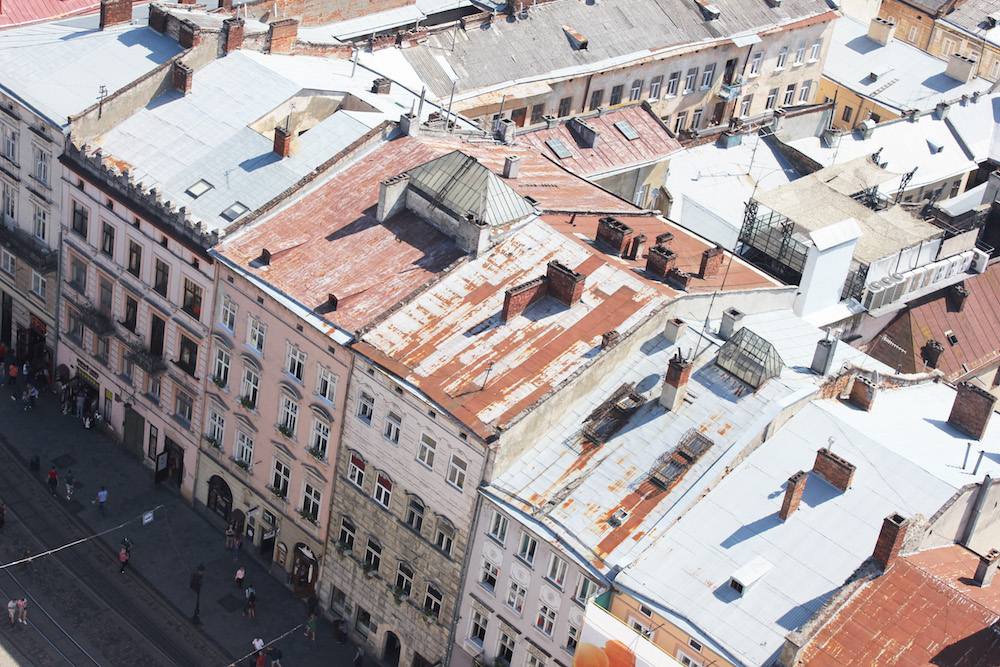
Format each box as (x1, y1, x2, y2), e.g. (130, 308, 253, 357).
(729, 556, 772, 596)
(562, 25, 589, 49)
(583, 383, 646, 444)
(608, 508, 629, 527)
(927, 139, 944, 154)
(987, 12, 1000, 29)
(648, 429, 713, 490)
(327, 293, 338, 311)
(695, 0, 721, 20)
(260, 248, 271, 266)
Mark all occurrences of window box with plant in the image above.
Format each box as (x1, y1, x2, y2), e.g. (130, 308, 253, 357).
(204, 435, 222, 452)
(298, 509, 317, 525)
(392, 586, 409, 605)
(211, 375, 227, 389)
(267, 485, 286, 500)
(234, 458, 250, 471)
(360, 561, 376, 578)
(238, 395, 256, 410)
(421, 608, 438, 625)
(277, 424, 294, 439)
(335, 540, 352, 558)
(306, 446, 326, 462)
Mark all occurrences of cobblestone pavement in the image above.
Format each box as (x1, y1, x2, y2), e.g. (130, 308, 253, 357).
(0, 380, 363, 666)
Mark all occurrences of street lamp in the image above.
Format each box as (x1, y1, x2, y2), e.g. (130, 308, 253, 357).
(190, 563, 206, 625)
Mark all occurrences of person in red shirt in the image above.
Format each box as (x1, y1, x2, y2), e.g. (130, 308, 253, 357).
(46, 467, 58, 496)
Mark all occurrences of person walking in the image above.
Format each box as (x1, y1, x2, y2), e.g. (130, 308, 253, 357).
(27, 385, 37, 409)
(65, 470, 75, 500)
(242, 584, 255, 615)
(251, 637, 264, 652)
(245, 589, 257, 620)
(333, 618, 345, 644)
(234, 566, 246, 589)
(94, 486, 108, 515)
(304, 612, 317, 641)
(121, 536, 133, 556)
(75, 393, 85, 418)
(46, 466, 58, 496)
(255, 652, 266, 667)
(225, 523, 235, 551)
(7, 599, 15, 627)
(233, 536, 242, 561)
(16, 597, 27, 625)
(353, 644, 364, 667)
(118, 547, 129, 574)
(8, 363, 17, 388)
(20, 362, 28, 386)
(266, 646, 282, 667)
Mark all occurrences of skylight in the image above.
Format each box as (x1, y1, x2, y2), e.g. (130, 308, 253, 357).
(614, 120, 640, 141)
(185, 179, 214, 199)
(221, 202, 249, 221)
(545, 139, 572, 159)
(716, 327, 784, 389)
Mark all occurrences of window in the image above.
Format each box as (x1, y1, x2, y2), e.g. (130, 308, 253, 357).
(810, 39, 822, 61)
(70, 255, 87, 292)
(469, 610, 488, 647)
(794, 42, 806, 65)
(33, 204, 47, 241)
(100, 222, 115, 257)
(279, 395, 298, 434)
(609, 85, 624, 106)
(213, 347, 230, 386)
(68, 307, 83, 339)
(127, 241, 142, 277)
(247, 317, 266, 352)
(177, 335, 198, 376)
(271, 459, 290, 496)
(629, 79, 644, 101)
(1, 181, 14, 221)
(776, 46, 788, 69)
(499, 631, 516, 663)
(424, 585, 443, 616)
(700, 64, 715, 89)
(783, 84, 796, 106)
(316, 367, 337, 402)
(1, 126, 15, 162)
(406, 497, 424, 531)
(557, 97, 571, 117)
(30, 271, 45, 300)
(575, 577, 597, 604)
(684, 68, 698, 93)
(1, 249, 13, 275)
(547, 554, 568, 587)
(842, 105, 853, 123)
(279, 345, 306, 382)
(648, 75, 663, 100)
(691, 108, 703, 129)
(339, 517, 356, 550)
(435, 522, 454, 556)
(72, 201, 89, 238)
(942, 37, 957, 57)
(417, 433, 436, 468)
(518, 533, 537, 565)
(589, 89, 604, 111)
(33, 147, 49, 186)
(220, 296, 237, 331)
(221, 202, 248, 222)
(355, 607, 375, 637)
(630, 617, 652, 638)
(396, 564, 413, 595)
(349, 453, 366, 488)
(357, 391, 374, 425)
(153, 259, 169, 297)
(740, 95, 753, 117)
(147, 375, 160, 400)
(765, 88, 778, 110)
(186, 179, 214, 198)
(527, 655, 545, 667)
(640, 604, 653, 618)
(677, 650, 704, 667)
(481, 559, 500, 591)
(96, 336, 109, 365)
(447, 455, 467, 490)
(207, 409, 225, 446)
(310, 419, 330, 458)
(374, 473, 392, 509)
(536, 604, 556, 636)
(364, 539, 381, 573)
(182, 279, 203, 320)
(530, 104, 545, 125)
(507, 580, 527, 614)
(302, 483, 321, 521)
(241, 367, 260, 408)
(489, 511, 509, 544)
(750, 52, 762, 75)
(666, 71, 680, 96)
(235, 431, 254, 465)
(799, 80, 812, 103)
(674, 111, 687, 132)
(383, 410, 401, 444)
(951, 179, 962, 198)
(175, 389, 194, 423)
(98, 276, 113, 313)
(566, 624, 580, 652)
(689, 638, 703, 653)
(907, 25, 918, 42)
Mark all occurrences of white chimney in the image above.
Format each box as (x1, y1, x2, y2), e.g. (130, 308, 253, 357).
(793, 218, 862, 318)
(867, 17, 896, 46)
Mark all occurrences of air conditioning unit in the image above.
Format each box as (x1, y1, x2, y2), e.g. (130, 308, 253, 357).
(863, 281, 886, 310)
(946, 255, 961, 278)
(899, 269, 917, 295)
(972, 248, 989, 273)
(958, 250, 974, 272)
(929, 260, 949, 283)
(885, 273, 906, 303)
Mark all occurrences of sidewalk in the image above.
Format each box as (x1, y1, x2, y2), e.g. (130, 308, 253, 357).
(0, 379, 361, 666)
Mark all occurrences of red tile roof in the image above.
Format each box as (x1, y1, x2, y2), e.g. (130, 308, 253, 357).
(0, 0, 102, 29)
(517, 104, 682, 177)
(869, 261, 1000, 381)
(800, 546, 1000, 666)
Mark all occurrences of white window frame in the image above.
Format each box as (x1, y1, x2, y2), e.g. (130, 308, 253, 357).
(1, 248, 14, 276)
(235, 431, 254, 464)
(310, 418, 330, 458)
(908, 25, 918, 42)
(1, 181, 14, 222)
(357, 391, 374, 425)
(417, 432, 436, 469)
(676, 649, 704, 667)
(798, 80, 812, 103)
(469, 609, 488, 647)
(285, 344, 306, 381)
(649, 75, 663, 99)
(435, 522, 454, 556)
(374, 473, 392, 509)
(30, 270, 44, 300)
(666, 71, 680, 96)
(750, 52, 762, 75)
(213, 347, 231, 386)
(349, 454, 366, 488)
(700, 63, 715, 89)
(536, 603, 557, 636)
(566, 623, 580, 653)
(507, 580, 527, 614)
(740, 95, 753, 117)
(783, 83, 796, 106)
(207, 409, 225, 445)
(546, 553, 569, 588)
(33, 203, 47, 241)
(241, 366, 260, 408)
(175, 389, 194, 423)
(272, 459, 291, 495)
(776, 46, 788, 69)
(220, 296, 237, 331)
(489, 510, 509, 544)
(33, 146, 49, 186)
(629, 79, 643, 101)
(575, 576, 597, 604)
(518, 532, 537, 565)
(481, 558, 500, 591)
(1, 125, 15, 162)
(302, 482, 321, 520)
(794, 42, 806, 65)
(810, 39, 822, 62)
(316, 366, 337, 402)
(279, 395, 299, 434)
(766, 87, 778, 109)
(405, 497, 424, 531)
(684, 67, 698, 94)
(383, 410, 402, 444)
(247, 316, 266, 353)
(630, 616, 652, 639)
(447, 454, 467, 490)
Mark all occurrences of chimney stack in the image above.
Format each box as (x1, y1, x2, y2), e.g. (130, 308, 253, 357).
(645, 245, 677, 280)
(779, 471, 809, 521)
(667, 267, 691, 291)
(626, 234, 647, 261)
(655, 232, 674, 247)
(223, 17, 245, 54)
(867, 17, 896, 45)
(934, 102, 951, 121)
(946, 53, 977, 83)
(813, 448, 855, 492)
(546, 261, 586, 307)
(948, 284, 969, 312)
(659, 350, 692, 411)
(268, 18, 299, 54)
(273, 126, 292, 158)
(503, 155, 520, 179)
(663, 317, 688, 344)
(178, 20, 201, 48)
(327, 294, 338, 311)
(377, 174, 409, 222)
(975, 549, 1000, 587)
(850, 375, 878, 411)
(601, 330, 620, 349)
(719, 307, 744, 340)
(948, 382, 998, 440)
(569, 117, 601, 148)
(872, 513, 910, 571)
(810, 328, 840, 376)
(172, 62, 194, 95)
(596, 217, 634, 257)
(699, 245, 725, 279)
(400, 113, 418, 137)
(922, 339, 945, 369)
(100, 0, 133, 29)
(543, 114, 559, 130)
(371, 77, 392, 94)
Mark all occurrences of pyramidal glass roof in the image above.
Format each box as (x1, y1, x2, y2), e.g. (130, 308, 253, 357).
(406, 151, 535, 228)
(716, 327, 784, 389)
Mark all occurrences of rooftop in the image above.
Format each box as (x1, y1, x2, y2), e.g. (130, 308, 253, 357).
(945, 92, 1000, 164)
(516, 105, 682, 178)
(943, 0, 1000, 48)
(753, 156, 944, 264)
(0, 16, 181, 128)
(616, 376, 1000, 666)
(0, 0, 101, 29)
(800, 545, 1000, 665)
(824, 15, 994, 114)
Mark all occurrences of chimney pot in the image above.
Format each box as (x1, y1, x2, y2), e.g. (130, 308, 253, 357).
(100, 0, 133, 29)
(371, 77, 392, 94)
(627, 234, 647, 261)
(922, 339, 945, 369)
(546, 260, 586, 307)
(699, 245, 725, 278)
(172, 62, 194, 96)
(975, 549, 1000, 587)
(273, 126, 292, 158)
(223, 17, 245, 54)
(655, 232, 674, 247)
(850, 375, 878, 411)
(949, 284, 969, 312)
(666, 267, 691, 290)
(659, 350, 692, 411)
(601, 330, 620, 349)
(663, 317, 687, 344)
(813, 447, 856, 492)
(872, 513, 910, 571)
(719, 307, 744, 340)
(596, 216, 634, 257)
(645, 245, 677, 280)
(503, 155, 521, 179)
(779, 471, 809, 521)
(948, 382, 998, 440)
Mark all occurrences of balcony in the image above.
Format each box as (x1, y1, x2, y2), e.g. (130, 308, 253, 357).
(124, 344, 168, 376)
(716, 78, 744, 101)
(79, 303, 116, 337)
(0, 223, 57, 273)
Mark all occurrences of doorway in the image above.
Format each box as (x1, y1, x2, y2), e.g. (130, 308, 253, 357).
(259, 528, 277, 562)
(122, 407, 145, 458)
(510, 107, 526, 127)
(207, 475, 233, 520)
(164, 437, 184, 488)
(291, 543, 318, 598)
(384, 632, 401, 667)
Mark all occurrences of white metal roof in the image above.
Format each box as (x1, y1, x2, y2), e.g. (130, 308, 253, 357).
(945, 93, 1000, 164)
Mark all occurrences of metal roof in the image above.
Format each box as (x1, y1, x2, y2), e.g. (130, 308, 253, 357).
(716, 327, 785, 388)
(942, 0, 1000, 47)
(0, 0, 101, 29)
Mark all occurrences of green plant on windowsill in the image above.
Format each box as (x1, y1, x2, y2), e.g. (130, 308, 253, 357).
(392, 586, 409, 605)
(493, 658, 511, 667)
(360, 561, 376, 578)
(335, 540, 352, 558)
(204, 435, 221, 451)
(298, 509, 317, 524)
(277, 424, 294, 438)
(306, 447, 325, 461)
(238, 395, 256, 410)
(268, 485, 286, 500)
(421, 608, 438, 625)
(211, 375, 226, 389)
(234, 459, 250, 471)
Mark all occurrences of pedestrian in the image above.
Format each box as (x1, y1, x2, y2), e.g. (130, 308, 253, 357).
(94, 486, 108, 515)
(121, 536, 133, 556)
(21, 362, 28, 385)
(46, 466, 58, 496)
(255, 651, 266, 667)
(8, 363, 16, 388)
(16, 597, 27, 625)
(245, 590, 257, 620)
(251, 636, 264, 652)
(304, 612, 317, 641)
(0, 503, 6, 533)
(243, 584, 255, 615)
(234, 566, 246, 588)
(353, 644, 364, 667)
(266, 646, 282, 667)
(233, 536, 242, 561)
(65, 470, 75, 500)
(119, 547, 129, 574)
(75, 393, 84, 418)
(225, 523, 235, 551)
(27, 385, 37, 409)
(333, 618, 346, 644)
(6, 599, 15, 627)
(19, 390, 28, 411)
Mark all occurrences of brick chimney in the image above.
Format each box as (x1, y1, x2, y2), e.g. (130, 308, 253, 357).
(948, 382, 998, 440)
(872, 513, 909, 571)
(850, 375, 878, 411)
(268, 18, 299, 54)
(779, 471, 808, 521)
(922, 339, 945, 369)
(377, 174, 409, 223)
(699, 245, 725, 278)
(645, 245, 677, 280)
(601, 330, 620, 349)
(659, 350, 692, 411)
(813, 448, 855, 492)
(223, 18, 245, 54)
(172, 62, 194, 95)
(867, 17, 895, 45)
(626, 234, 647, 261)
(948, 284, 969, 312)
(655, 232, 674, 247)
(502, 276, 548, 322)
(273, 126, 292, 158)
(719, 307, 744, 340)
(975, 549, 1000, 587)
(100, 0, 132, 29)
(596, 217, 634, 257)
(546, 261, 586, 307)
(178, 20, 201, 49)
(148, 3, 168, 32)
(667, 267, 691, 290)
(371, 77, 392, 94)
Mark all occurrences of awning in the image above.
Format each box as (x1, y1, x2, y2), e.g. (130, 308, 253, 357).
(732, 32, 762, 47)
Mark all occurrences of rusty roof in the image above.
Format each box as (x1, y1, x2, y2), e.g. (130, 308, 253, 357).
(216, 136, 466, 333)
(517, 105, 682, 177)
(0, 0, 100, 29)
(800, 546, 1000, 666)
